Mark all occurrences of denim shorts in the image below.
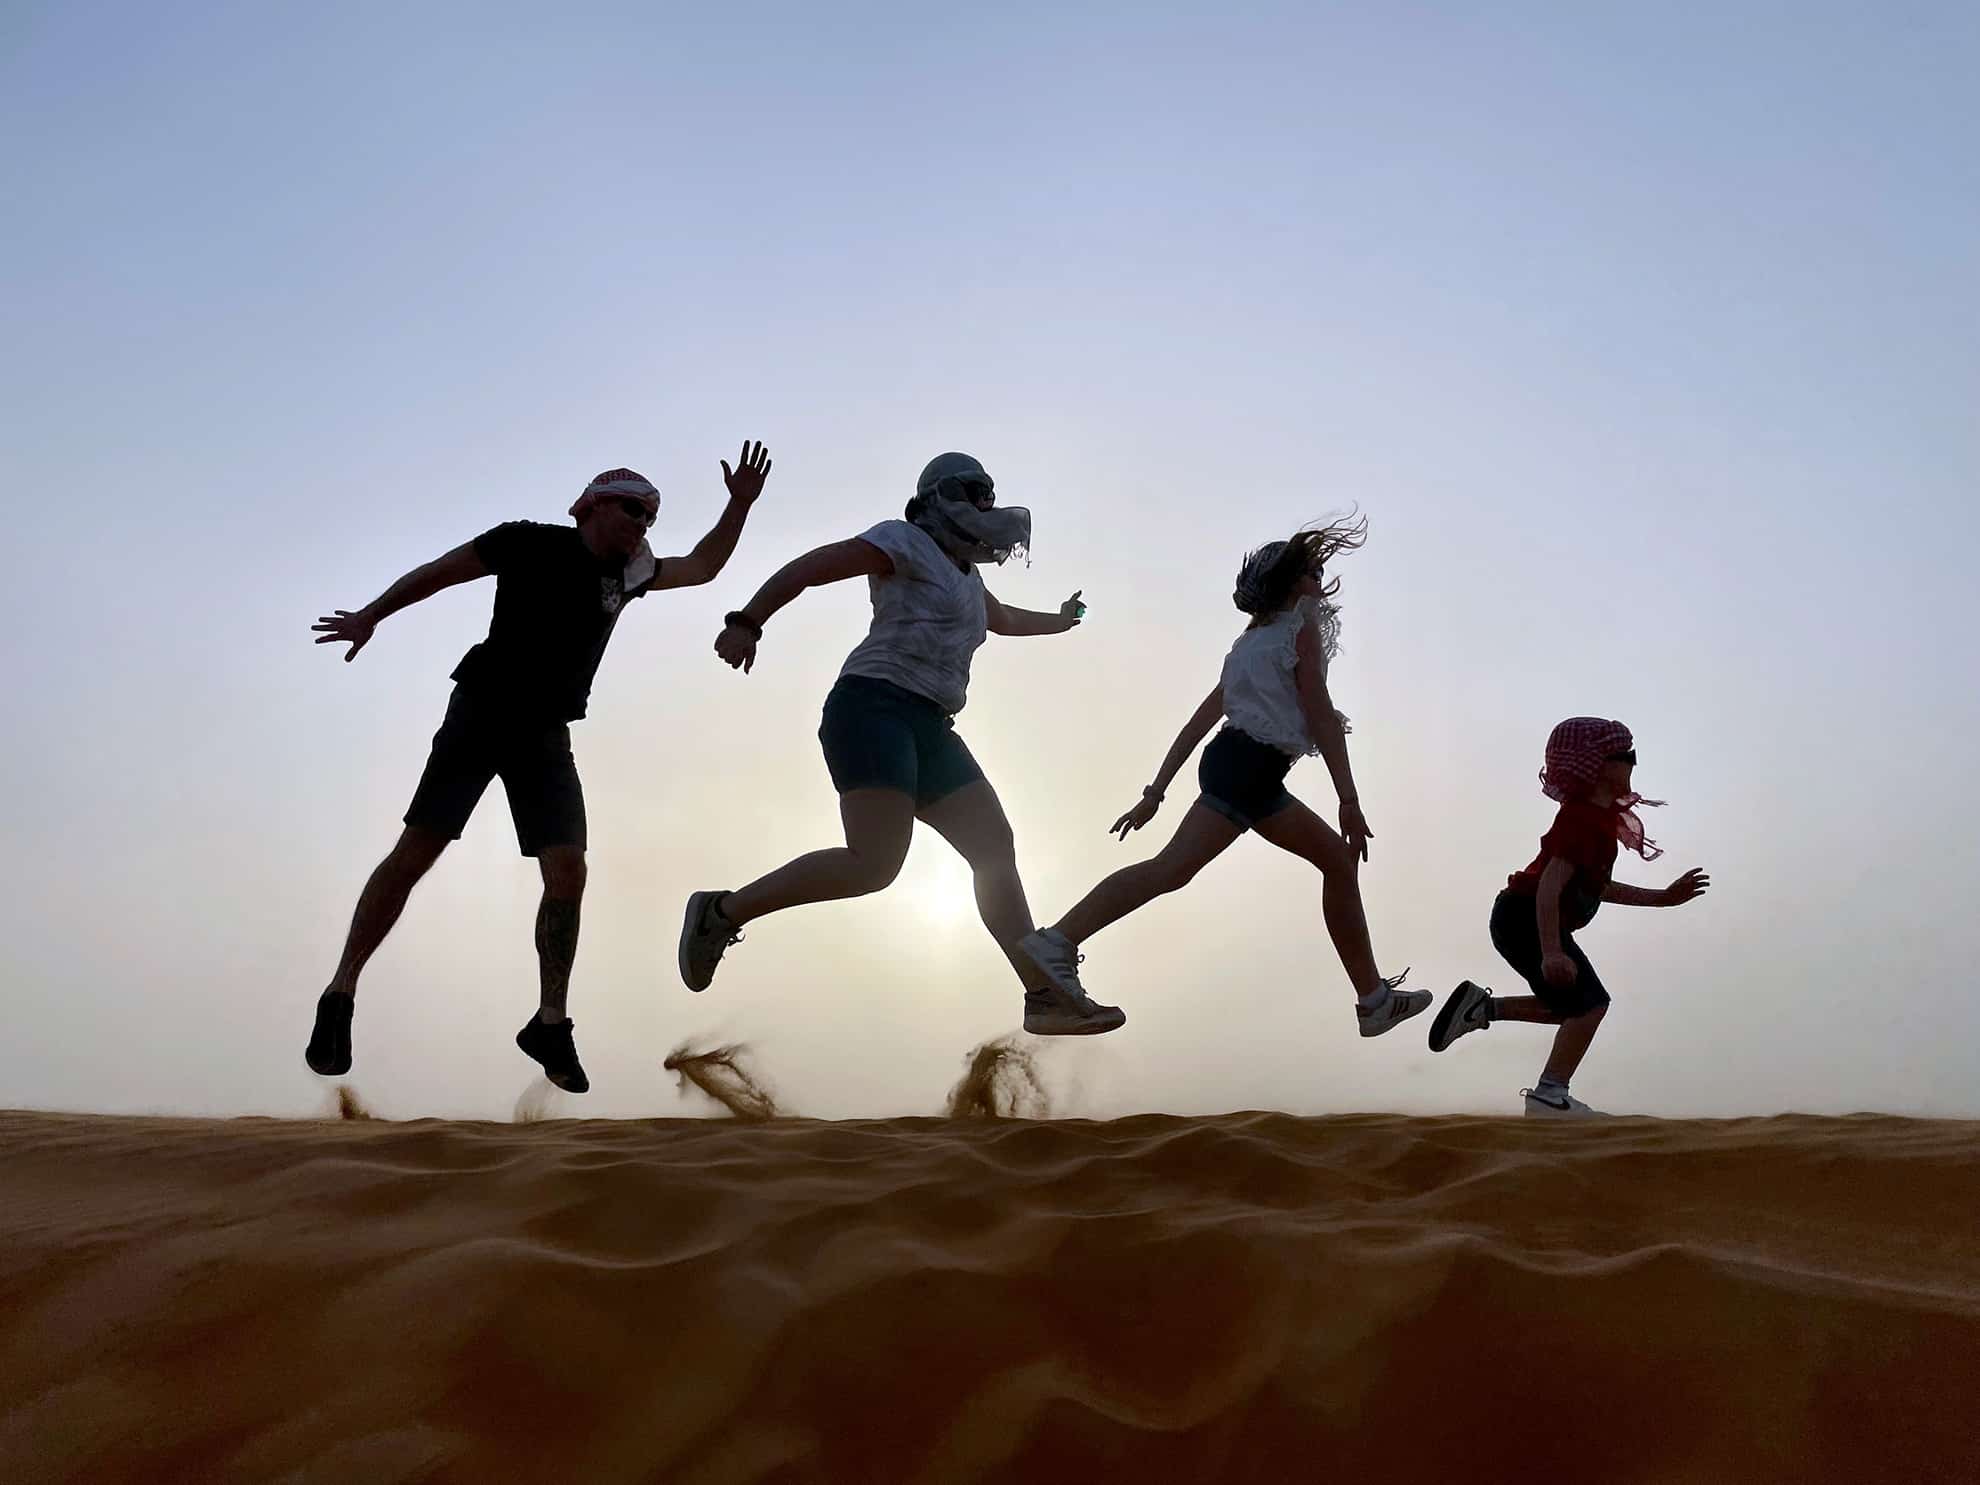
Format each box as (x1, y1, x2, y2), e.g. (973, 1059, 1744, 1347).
(1197, 726, 1296, 831)
(818, 675, 985, 807)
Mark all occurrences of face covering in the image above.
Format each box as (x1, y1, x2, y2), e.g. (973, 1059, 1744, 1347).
(914, 493, 1032, 566)
(570, 468, 659, 590)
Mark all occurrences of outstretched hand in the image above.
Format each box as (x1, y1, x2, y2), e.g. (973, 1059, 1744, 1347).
(1663, 867, 1711, 906)
(1340, 798, 1373, 861)
(313, 609, 376, 662)
(1060, 590, 1085, 627)
(1111, 794, 1160, 839)
(722, 441, 772, 504)
(715, 622, 758, 673)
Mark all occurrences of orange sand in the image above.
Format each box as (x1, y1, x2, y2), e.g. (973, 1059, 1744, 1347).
(2, 1108, 1975, 1482)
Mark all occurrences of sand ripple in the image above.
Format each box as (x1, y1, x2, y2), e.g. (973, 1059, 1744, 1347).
(2, 1109, 1976, 1482)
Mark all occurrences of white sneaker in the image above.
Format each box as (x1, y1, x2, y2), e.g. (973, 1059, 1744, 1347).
(1428, 981, 1493, 1052)
(1521, 1087, 1611, 1119)
(1356, 984, 1432, 1038)
(1023, 983, 1127, 1036)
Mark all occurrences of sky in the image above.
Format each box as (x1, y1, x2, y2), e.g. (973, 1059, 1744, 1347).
(3, 1, 1977, 1122)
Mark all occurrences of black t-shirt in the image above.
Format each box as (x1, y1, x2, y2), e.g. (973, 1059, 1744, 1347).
(449, 522, 655, 721)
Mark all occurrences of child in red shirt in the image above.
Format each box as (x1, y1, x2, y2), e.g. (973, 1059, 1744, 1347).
(1427, 717, 1709, 1117)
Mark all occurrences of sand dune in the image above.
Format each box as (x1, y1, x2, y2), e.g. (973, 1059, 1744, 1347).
(1, 1107, 1975, 1483)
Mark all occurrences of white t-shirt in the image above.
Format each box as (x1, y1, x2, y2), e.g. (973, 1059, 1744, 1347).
(838, 520, 988, 715)
(1219, 598, 1343, 758)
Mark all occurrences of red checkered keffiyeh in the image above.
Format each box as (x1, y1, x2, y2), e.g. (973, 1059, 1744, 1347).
(1540, 716, 1665, 860)
(569, 468, 660, 523)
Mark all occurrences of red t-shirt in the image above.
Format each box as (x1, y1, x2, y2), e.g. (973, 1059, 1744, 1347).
(1504, 801, 1620, 930)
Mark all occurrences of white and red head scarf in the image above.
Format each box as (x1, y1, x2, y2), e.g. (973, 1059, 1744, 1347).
(569, 469, 660, 591)
(570, 468, 661, 524)
(1540, 716, 1665, 860)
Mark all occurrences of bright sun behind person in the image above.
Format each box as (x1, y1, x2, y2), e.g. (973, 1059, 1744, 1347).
(908, 848, 978, 926)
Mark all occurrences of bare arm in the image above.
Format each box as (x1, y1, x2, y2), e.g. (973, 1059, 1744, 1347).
(312, 541, 489, 661)
(1535, 855, 1576, 984)
(650, 441, 772, 590)
(1294, 615, 1371, 859)
(985, 588, 1084, 637)
(1605, 868, 1711, 908)
(713, 537, 893, 673)
(1110, 684, 1224, 838)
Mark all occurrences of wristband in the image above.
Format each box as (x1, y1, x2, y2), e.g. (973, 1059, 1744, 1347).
(1142, 785, 1165, 803)
(723, 611, 764, 639)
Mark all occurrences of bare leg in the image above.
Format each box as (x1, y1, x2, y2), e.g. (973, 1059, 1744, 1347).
(721, 788, 915, 926)
(1484, 996, 1608, 1084)
(325, 826, 449, 1000)
(1052, 801, 1242, 946)
(1250, 799, 1384, 999)
(1541, 1006, 1607, 1084)
(534, 845, 586, 1024)
(916, 780, 1038, 983)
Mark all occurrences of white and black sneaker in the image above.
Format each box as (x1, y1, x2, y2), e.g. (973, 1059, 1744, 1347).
(1428, 981, 1493, 1052)
(679, 890, 742, 992)
(1521, 1086, 1611, 1119)
(1356, 970, 1432, 1038)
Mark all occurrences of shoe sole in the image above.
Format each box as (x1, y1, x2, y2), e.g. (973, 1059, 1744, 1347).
(516, 1028, 589, 1094)
(1427, 982, 1487, 1053)
(679, 891, 721, 992)
(1358, 992, 1432, 1038)
(1023, 1010, 1127, 1037)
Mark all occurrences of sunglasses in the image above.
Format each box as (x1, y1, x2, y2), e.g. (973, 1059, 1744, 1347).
(957, 479, 996, 509)
(612, 496, 656, 528)
(1607, 748, 1637, 765)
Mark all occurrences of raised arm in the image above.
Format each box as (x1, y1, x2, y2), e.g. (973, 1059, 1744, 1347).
(1110, 684, 1225, 839)
(650, 441, 772, 590)
(713, 537, 894, 673)
(985, 588, 1085, 637)
(312, 541, 489, 661)
(1294, 613, 1371, 859)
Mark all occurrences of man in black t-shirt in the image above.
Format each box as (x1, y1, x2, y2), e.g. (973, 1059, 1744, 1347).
(305, 443, 772, 1092)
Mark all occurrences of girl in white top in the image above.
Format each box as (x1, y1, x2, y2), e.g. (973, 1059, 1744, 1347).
(678, 453, 1126, 1036)
(1021, 518, 1435, 1038)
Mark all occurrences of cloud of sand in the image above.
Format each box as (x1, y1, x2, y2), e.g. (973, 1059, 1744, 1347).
(333, 1086, 374, 1121)
(946, 1035, 1049, 1119)
(664, 1043, 780, 1121)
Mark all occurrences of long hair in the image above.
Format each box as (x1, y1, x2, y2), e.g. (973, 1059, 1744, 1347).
(1236, 513, 1367, 628)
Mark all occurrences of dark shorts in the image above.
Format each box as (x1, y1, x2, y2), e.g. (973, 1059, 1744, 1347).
(404, 687, 586, 857)
(1489, 890, 1611, 1017)
(818, 675, 985, 808)
(1197, 727, 1296, 831)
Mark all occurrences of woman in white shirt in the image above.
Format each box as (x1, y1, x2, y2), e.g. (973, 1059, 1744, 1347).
(677, 453, 1125, 1036)
(1020, 519, 1436, 1039)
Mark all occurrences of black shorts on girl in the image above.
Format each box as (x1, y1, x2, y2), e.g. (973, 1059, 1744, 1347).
(818, 675, 986, 807)
(1197, 726, 1296, 831)
(1489, 889, 1612, 1017)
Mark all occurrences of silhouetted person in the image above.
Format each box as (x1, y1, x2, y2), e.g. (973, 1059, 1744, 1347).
(306, 444, 772, 1091)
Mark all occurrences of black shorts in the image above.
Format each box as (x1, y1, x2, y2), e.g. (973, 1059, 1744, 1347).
(1197, 727, 1296, 831)
(818, 675, 985, 808)
(1489, 890, 1611, 1017)
(404, 687, 586, 857)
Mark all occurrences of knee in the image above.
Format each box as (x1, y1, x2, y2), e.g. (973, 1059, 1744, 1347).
(968, 823, 1019, 879)
(846, 843, 909, 895)
(540, 850, 587, 899)
(387, 829, 448, 882)
(1148, 853, 1199, 895)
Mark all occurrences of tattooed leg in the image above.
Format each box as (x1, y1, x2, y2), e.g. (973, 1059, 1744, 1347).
(534, 846, 586, 1023)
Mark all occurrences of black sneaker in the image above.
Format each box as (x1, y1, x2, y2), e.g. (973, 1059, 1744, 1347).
(516, 1017, 590, 1093)
(305, 990, 354, 1076)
